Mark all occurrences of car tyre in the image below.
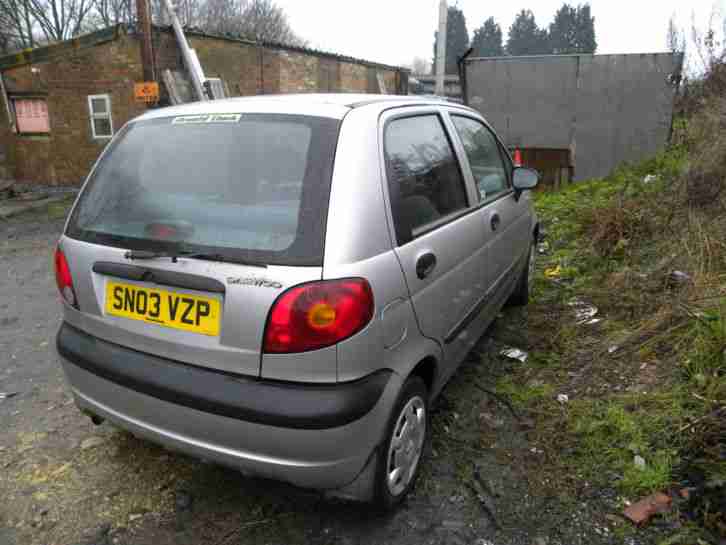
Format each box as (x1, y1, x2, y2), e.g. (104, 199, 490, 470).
(508, 240, 535, 306)
(373, 375, 428, 511)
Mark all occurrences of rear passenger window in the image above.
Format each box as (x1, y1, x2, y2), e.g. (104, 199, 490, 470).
(451, 116, 509, 201)
(384, 115, 468, 244)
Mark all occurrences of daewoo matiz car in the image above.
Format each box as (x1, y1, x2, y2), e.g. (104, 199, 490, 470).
(55, 94, 539, 509)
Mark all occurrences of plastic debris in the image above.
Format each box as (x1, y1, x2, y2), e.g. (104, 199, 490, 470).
(0, 392, 19, 401)
(634, 455, 646, 469)
(668, 270, 692, 287)
(499, 347, 528, 363)
(568, 298, 599, 324)
(584, 318, 602, 325)
(642, 174, 658, 184)
(608, 345, 619, 354)
(557, 394, 569, 404)
(537, 240, 550, 254)
(80, 436, 105, 450)
(623, 492, 672, 526)
(544, 264, 562, 279)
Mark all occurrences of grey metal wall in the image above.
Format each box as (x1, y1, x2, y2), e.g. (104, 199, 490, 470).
(464, 53, 682, 181)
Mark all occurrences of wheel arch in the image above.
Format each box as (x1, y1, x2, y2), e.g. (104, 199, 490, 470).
(409, 356, 438, 394)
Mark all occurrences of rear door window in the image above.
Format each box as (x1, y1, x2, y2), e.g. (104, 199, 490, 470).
(384, 114, 469, 244)
(451, 115, 509, 202)
(67, 114, 340, 266)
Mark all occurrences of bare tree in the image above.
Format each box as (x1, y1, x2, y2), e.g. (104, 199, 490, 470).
(0, 0, 37, 51)
(237, 0, 305, 45)
(690, 7, 724, 73)
(90, 0, 132, 27)
(195, 0, 306, 45)
(197, 0, 241, 34)
(175, 0, 203, 26)
(28, 0, 96, 41)
(0, 0, 306, 54)
(149, 0, 203, 29)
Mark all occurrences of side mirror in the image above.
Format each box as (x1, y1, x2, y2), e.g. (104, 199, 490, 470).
(512, 167, 540, 194)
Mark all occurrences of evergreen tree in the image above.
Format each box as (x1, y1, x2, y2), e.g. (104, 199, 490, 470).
(574, 4, 596, 53)
(471, 17, 504, 57)
(432, 5, 470, 74)
(549, 3, 596, 54)
(506, 9, 550, 56)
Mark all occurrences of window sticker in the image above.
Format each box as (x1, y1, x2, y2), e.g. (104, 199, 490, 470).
(172, 113, 242, 125)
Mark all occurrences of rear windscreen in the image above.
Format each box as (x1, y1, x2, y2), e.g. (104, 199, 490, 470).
(67, 113, 341, 266)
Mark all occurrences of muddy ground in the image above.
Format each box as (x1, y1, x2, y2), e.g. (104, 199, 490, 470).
(1, 205, 666, 545)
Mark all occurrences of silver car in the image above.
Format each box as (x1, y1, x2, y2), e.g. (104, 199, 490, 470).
(55, 94, 539, 509)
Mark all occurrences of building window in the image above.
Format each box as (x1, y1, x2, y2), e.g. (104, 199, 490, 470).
(13, 98, 50, 134)
(88, 94, 113, 139)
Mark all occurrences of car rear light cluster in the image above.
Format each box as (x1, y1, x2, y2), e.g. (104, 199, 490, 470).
(263, 278, 374, 353)
(54, 246, 78, 309)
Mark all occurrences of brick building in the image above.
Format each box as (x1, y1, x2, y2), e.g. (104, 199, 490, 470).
(0, 24, 409, 186)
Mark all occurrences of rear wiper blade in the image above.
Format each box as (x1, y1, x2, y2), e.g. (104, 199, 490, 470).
(124, 249, 266, 267)
(124, 249, 221, 263)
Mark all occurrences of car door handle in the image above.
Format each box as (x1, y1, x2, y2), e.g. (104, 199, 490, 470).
(490, 213, 501, 232)
(416, 252, 437, 279)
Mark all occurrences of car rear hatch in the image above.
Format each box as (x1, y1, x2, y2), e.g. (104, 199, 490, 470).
(61, 111, 341, 378)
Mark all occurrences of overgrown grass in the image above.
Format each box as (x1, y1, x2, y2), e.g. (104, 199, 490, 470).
(496, 126, 725, 539)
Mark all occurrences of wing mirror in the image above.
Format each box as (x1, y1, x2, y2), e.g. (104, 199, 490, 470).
(512, 167, 540, 198)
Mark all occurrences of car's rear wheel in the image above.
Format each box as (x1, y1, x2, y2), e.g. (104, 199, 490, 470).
(373, 375, 428, 510)
(508, 239, 535, 306)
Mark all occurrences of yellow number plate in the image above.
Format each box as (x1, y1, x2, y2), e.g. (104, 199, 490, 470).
(105, 281, 221, 336)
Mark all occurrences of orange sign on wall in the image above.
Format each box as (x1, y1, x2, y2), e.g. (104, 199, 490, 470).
(134, 82, 159, 104)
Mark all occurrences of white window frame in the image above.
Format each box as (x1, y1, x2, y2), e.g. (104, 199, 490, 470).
(87, 94, 113, 139)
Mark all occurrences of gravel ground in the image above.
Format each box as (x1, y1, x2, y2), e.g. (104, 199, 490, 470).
(0, 206, 643, 545)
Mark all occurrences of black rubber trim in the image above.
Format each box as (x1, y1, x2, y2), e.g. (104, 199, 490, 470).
(57, 323, 391, 429)
(93, 262, 225, 294)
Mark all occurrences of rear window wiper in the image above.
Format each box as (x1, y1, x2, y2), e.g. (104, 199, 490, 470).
(124, 249, 224, 263)
(124, 249, 266, 267)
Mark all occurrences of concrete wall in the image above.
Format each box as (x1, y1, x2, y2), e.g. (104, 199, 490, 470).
(464, 53, 682, 181)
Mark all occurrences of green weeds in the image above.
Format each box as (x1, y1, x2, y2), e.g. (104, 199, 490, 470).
(498, 140, 724, 537)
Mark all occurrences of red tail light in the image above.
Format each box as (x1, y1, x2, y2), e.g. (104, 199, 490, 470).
(263, 278, 374, 353)
(54, 246, 78, 309)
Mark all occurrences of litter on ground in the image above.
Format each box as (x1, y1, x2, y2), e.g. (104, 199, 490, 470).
(499, 347, 529, 363)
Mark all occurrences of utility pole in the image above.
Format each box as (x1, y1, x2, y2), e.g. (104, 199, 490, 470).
(435, 0, 447, 96)
(136, 0, 155, 82)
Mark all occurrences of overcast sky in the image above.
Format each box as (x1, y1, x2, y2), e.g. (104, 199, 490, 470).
(278, 0, 725, 68)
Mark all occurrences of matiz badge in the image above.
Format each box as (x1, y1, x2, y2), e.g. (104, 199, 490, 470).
(227, 277, 283, 289)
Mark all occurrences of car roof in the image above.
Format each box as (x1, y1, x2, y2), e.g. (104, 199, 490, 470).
(134, 94, 475, 123)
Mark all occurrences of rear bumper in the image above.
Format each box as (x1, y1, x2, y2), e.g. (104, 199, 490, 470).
(57, 323, 401, 491)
